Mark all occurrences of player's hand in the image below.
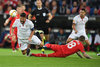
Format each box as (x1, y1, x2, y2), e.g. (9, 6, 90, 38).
(46, 20, 50, 23)
(75, 30, 78, 34)
(4, 23, 7, 26)
(28, 37, 32, 42)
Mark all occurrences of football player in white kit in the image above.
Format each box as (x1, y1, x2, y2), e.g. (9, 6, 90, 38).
(67, 8, 90, 45)
(11, 13, 43, 55)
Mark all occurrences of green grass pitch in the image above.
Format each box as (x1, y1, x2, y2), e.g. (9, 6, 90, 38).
(0, 48, 100, 67)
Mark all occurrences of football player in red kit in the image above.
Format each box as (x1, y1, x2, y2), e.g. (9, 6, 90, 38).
(4, 5, 23, 52)
(30, 36, 92, 59)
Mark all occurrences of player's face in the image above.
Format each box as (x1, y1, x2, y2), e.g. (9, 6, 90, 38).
(17, 7, 23, 14)
(20, 17, 26, 24)
(79, 10, 86, 17)
(36, 0, 42, 7)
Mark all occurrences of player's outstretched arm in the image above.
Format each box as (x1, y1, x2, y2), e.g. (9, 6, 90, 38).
(4, 19, 10, 26)
(82, 52, 92, 59)
(76, 52, 83, 58)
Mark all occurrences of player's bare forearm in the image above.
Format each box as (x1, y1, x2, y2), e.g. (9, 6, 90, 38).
(4, 19, 10, 26)
(29, 30, 35, 39)
(83, 52, 92, 59)
(76, 52, 83, 58)
(48, 13, 52, 21)
(46, 13, 52, 23)
(72, 23, 78, 33)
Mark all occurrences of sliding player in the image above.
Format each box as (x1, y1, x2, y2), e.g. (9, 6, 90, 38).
(30, 36, 92, 59)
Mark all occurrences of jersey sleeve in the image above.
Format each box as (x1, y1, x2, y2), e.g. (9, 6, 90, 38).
(78, 43, 85, 53)
(8, 16, 13, 21)
(12, 19, 17, 28)
(73, 16, 77, 24)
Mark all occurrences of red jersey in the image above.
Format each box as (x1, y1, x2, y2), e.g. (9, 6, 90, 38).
(8, 14, 20, 27)
(61, 40, 85, 56)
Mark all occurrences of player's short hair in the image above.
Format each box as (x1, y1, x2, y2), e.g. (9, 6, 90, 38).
(81, 8, 86, 12)
(20, 13, 26, 17)
(78, 35, 85, 41)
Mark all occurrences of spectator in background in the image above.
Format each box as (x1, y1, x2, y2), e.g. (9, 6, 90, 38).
(4, 5, 12, 14)
(82, 2, 90, 14)
(51, 9, 58, 17)
(0, 5, 3, 14)
(50, 0, 58, 14)
(48, 28, 56, 44)
(93, 8, 98, 16)
(71, 7, 78, 15)
(79, 1, 90, 15)
(45, 0, 50, 10)
(66, 8, 71, 15)
(0, 0, 4, 7)
(94, 30, 100, 56)
(59, 0, 67, 15)
(55, 28, 67, 45)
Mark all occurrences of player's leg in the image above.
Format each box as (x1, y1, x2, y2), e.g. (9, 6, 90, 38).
(30, 53, 47, 57)
(18, 39, 29, 55)
(31, 35, 44, 47)
(45, 44, 61, 52)
(84, 34, 91, 45)
(66, 33, 76, 43)
(11, 35, 16, 52)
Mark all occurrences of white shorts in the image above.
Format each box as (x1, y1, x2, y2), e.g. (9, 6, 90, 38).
(30, 35, 41, 45)
(68, 32, 88, 40)
(18, 35, 41, 50)
(18, 39, 28, 51)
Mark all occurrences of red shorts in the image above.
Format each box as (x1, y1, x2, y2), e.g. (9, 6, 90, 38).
(10, 27, 17, 40)
(45, 44, 66, 57)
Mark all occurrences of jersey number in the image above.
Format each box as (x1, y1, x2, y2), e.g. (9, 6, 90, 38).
(67, 42, 76, 49)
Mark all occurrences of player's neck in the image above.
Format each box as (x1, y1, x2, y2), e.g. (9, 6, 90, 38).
(80, 15, 85, 19)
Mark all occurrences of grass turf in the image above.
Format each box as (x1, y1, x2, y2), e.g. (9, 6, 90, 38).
(0, 48, 100, 67)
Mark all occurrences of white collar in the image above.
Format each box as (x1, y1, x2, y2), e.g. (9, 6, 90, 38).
(38, 7, 42, 10)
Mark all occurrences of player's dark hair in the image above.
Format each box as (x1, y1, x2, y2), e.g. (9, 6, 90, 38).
(81, 8, 86, 12)
(20, 13, 26, 17)
(78, 35, 85, 41)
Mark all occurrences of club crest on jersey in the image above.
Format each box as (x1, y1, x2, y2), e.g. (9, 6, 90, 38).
(43, 13, 46, 16)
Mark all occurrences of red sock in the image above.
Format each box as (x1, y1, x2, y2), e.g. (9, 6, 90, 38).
(31, 53, 47, 57)
(87, 45, 90, 51)
(11, 41, 15, 50)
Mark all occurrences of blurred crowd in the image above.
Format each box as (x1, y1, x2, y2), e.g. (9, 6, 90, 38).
(0, 0, 100, 16)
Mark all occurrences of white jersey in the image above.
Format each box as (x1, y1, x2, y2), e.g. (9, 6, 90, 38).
(68, 15, 89, 40)
(12, 19, 34, 40)
(72, 15, 88, 33)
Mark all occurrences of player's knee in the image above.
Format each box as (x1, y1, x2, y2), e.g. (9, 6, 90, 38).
(67, 38, 72, 43)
